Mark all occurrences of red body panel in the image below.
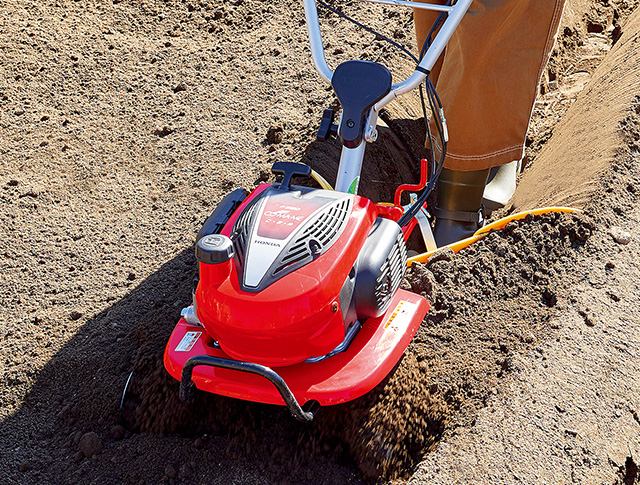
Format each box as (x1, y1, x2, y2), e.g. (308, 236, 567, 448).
(164, 289, 429, 406)
(196, 184, 378, 367)
(163, 182, 430, 408)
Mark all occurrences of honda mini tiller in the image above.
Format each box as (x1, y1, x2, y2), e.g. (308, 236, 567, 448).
(164, 0, 473, 422)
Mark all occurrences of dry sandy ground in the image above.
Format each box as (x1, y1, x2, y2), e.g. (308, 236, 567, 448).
(1, 0, 640, 483)
(412, 6, 640, 482)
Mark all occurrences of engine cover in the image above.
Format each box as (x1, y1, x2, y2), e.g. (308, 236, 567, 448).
(232, 186, 354, 292)
(354, 217, 408, 319)
(195, 184, 378, 367)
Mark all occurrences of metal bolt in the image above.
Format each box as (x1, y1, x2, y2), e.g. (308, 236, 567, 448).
(309, 240, 322, 255)
(365, 126, 378, 143)
(331, 302, 339, 313)
(346, 119, 355, 128)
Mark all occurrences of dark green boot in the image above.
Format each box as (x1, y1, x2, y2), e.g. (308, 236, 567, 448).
(433, 167, 490, 247)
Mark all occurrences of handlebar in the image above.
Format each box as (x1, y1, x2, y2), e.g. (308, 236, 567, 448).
(302, 0, 473, 110)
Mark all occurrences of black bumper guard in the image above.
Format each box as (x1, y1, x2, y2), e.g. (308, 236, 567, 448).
(180, 355, 318, 423)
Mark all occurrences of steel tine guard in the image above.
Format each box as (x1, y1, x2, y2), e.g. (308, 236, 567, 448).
(180, 355, 316, 422)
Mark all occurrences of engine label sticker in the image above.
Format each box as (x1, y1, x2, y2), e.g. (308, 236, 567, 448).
(384, 301, 418, 331)
(257, 191, 331, 240)
(175, 331, 202, 352)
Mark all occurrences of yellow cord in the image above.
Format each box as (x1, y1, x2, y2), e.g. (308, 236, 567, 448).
(310, 169, 334, 190)
(406, 206, 581, 266)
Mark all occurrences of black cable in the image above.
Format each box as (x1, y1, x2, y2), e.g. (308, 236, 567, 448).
(418, 83, 436, 178)
(419, 12, 447, 59)
(397, 76, 448, 227)
(316, 0, 452, 227)
(419, 0, 454, 60)
(417, 1, 452, 180)
(317, 0, 419, 64)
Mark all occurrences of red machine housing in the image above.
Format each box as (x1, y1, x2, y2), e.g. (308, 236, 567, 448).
(165, 290, 428, 407)
(164, 181, 429, 412)
(197, 185, 375, 367)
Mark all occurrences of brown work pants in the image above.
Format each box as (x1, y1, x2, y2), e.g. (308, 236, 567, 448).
(414, 0, 566, 171)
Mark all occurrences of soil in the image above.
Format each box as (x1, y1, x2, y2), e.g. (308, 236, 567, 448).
(412, 99, 640, 484)
(1, 0, 640, 484)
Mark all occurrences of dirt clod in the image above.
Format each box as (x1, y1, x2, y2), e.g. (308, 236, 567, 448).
(173, 83, 187, 93)
(109, 425, 125, 440)
(579, 309, 596, 327)
(266, 126, 283, 144)
(164, 464, 177, 478)
(69, 311, 82, 321)
(425, 247, 455, 266)
(610, 226, 632, 244)
(78, 432, 103, 458)
(154, 126, 174, 138)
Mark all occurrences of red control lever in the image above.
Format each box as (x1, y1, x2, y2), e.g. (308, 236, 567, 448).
(394, 158, 429, 207)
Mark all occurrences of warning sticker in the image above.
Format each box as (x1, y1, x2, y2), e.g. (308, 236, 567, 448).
(175, 331, 202, 352)
(384, 301, 418, 331)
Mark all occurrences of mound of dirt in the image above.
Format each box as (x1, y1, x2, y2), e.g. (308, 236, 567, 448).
(337, 211, 594, 480)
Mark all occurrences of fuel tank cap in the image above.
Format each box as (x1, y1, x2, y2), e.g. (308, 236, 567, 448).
(196, 234, 234, 264)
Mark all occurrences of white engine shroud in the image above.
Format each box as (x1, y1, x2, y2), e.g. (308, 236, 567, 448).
(232, 187, 353, 292)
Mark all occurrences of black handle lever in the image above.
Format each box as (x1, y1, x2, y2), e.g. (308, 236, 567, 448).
(317, 109, 338, 142)
(271, 162, 312, 190)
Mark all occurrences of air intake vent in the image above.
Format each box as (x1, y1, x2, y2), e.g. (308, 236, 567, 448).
(232, 188, 353, 292)
(231, 200, 259, 268)
(374, 231, 407, 310)
(273, 198, 350, 276)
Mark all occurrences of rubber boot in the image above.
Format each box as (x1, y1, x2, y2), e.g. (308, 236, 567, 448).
(433, 168, 490, 247)
(482, 159, 521, 212)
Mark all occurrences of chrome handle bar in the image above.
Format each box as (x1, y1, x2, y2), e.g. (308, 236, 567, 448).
(302, 0, 472, 109)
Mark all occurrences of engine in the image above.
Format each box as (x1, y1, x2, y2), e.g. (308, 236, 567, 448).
(194, 183, 407, 367)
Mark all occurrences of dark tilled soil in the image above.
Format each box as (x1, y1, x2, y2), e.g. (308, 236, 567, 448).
(335, 211, 595, 480)
(1, 0, 638, 483)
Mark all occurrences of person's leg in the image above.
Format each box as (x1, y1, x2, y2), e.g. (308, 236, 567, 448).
(432, 167, 490, 245)
(430, 0, 566, 171)
(482, 159, 520, 211)
(414, 0, 566, 245)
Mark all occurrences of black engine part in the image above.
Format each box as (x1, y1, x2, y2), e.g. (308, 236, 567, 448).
(354, 218, 407, 319)
(197, 188, 247, 242)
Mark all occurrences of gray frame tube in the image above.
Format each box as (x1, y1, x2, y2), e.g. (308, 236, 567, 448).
(302, 0, 472, 94)
(335, 142, 367, 193)
(377, 0, 472, 108)
(303, 0, 333, 83)
(360, 0, 454, 12)
(301, 0, 473, 194)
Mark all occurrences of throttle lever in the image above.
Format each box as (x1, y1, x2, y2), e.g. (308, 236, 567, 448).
(317, 109, 338, 141)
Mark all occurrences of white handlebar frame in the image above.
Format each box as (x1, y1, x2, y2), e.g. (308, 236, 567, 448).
(302, 0, 472, 194)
